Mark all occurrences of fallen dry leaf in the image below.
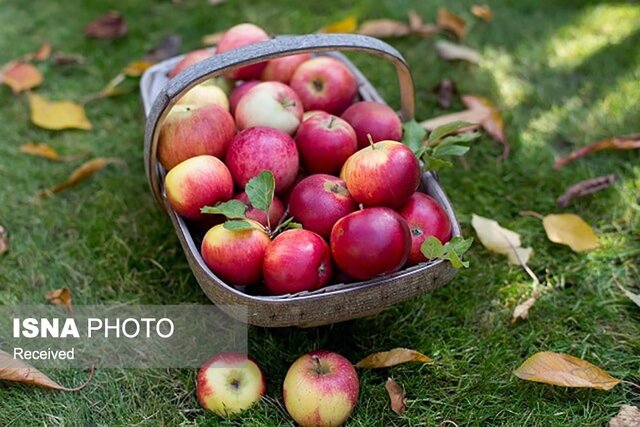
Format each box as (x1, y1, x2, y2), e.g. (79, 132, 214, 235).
(208, 0, 226, 4)
(320, 15, 358, 33)
(46, 288, 73, 316)
(471, 214, 533, 265)
(471, 5, 493, 22)
(557, 174, 617, 208)
(435, 40, 480, 64)
(355, 348, 431, 368)
(0, 225, 8, 255)
(0, 350, 93, 391)
(358, 19, 411, 38)
(385, 378, 407, 416)
(123, 61, 153, 77)
(144, 34, 182, 63)
(34, 41, 52, 61)
(554, 134, 640, 169)
(84, 11, 127, 39)
(81, 73, 130, 104)
(610, 405, 640, 427)
(39, 157, 123, 197)
(51, 52, 86, 66)
(20, 142, 88, 162)
(434, 79, 457, 109)
(514, 351, 620, 390)
(1, 62, 43, 93)
(437, 8, 467, 39)
(407, 10, 438, 37)
(542, 213, 599, 252)
(613, 275, 640, 309)
(202, 32, 225, 46)
(512, 296, 537, 324)
(28, 93, 92, 131)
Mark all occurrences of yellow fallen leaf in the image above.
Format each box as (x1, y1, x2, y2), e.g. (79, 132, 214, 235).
(514, 351, 620, 390)
(19, 142, 88, 162)
(46, 287, 73, 316)
(542, 213, 599, 252)
(355, 348, 431, 368)
(512, 296, 536, 324)
(123, 60, 153, 77)
(471, 214, 533, 265)
(320, 15, 358, 33)
(357, 19, 411, 38)
(202, 31, 225, 46)
(437, 7, 467, 39)
(39, 157, 123, 197)
(0, 224, 8, 255)
(435, 40, 481, 64)
(471, 5, 493, 22)
(34, 41, 52, 61)
(385, 378, 407, 416)
(1, 62, 43, 93)
(27, 93, 92, 130)
(610, 405, 640, 427)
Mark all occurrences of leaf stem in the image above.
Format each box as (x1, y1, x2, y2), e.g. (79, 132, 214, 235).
(519, 210, 545, 221)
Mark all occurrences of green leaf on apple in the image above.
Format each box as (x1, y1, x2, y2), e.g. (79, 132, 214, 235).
(401, 120, 426, 154)
(428, 120, 472, 144)
(245, 170, 275, 213)
(201, 199, 247, 219)
(223, 220, 254, 231)
(422, 155, 454, 171)
(420, 236, 473, 268)
(271, 216, 303, 236)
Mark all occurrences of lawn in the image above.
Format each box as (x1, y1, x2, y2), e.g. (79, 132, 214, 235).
(1, 0, 639, 425)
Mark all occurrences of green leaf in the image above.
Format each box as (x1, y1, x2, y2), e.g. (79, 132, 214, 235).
(402, 119, 427, 154)
(447, 249, 469, 268)
(223, 220, 254, 231)
(201, 200, 247, 219)
(446, 236, 474, 255)
(428, 121, 472, 144)
(420, 236, 473, 269)
(287, 222, 303, 229)
(438, 131, 481, 145)
(421, 236, 446, 258)
(245, 170, 275, 212)
(433, 144, 470, 157)
(423, 155, 453, 171)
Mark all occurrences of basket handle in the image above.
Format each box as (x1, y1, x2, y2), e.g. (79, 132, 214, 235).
(144, 33, 415, 206)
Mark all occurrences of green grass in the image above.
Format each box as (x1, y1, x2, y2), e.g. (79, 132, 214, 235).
(1, 0, 639, 425)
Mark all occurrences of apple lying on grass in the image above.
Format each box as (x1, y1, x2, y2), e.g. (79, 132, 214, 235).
(176, 82, 229, 111)
(290, 56, 357, 115)
(341, 101, 402, 149)
(158, 103, 236, 170)
(229, 80, 261, 114)
(165, 155, 234, 221)
(234, 191, 285, 228)
(216, 23, 270, 80)
(197, 352, 266, 417)
(168, 49, 212, 78)
(235, 82, 303, 135)
(261, 53, 312, 83)
(283, 350, 359, 427)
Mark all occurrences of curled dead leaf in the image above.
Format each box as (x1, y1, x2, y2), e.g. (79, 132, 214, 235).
(437, 8, 467, 39)
(39, 157, 124, 197)
(553, 134, 640, 169)
(610, 405, 640, 427)
(320, 16, 358, 33)
(0, 350, 93, 391)
(27, 93, 92, 131)
(0, 225, 8, 256)
(542, 213, 599, 252)
(407, 10, 438, 37)
(46, 288, 73, 316)
(355, 348, 431, 368)
(51, 52, 86, 66)
(357, 19, 410, 38)
(435, 40, 480, 64)
(462, 95, 509, 159)
(1, 62, 43, 93)
(471, 5, 493, 22)
(19, 143, 88, 162)
(34, 41, 52, 61)
(514, 351, 620, 390)
(557, 174, 616, 208)
(511, 297, 536, 324)
(385, 378, 407, 416)
(84, 11, 127, 39)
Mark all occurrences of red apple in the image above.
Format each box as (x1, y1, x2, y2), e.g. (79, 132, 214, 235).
(289, 56, 357, 115)
(263, 229, 333, 295)
(225, 127, 299, 194)
(234, 191, 285, 228)
(197, 352, 266, 417)
(165, 155, 234, 221)
(295, 111, 357, 175)
(397, 192, 452, 265)
(177, 82, 229, 111)
(302, 110, 324, 121)
(283, 350, 359, 427)
(216, 23, 270, 80)
(235, 82, 303, 135)
(341, 101, 403, 149)
(341, 140, 420, 208)
(330, 207, 411, 280)
(168, 49, 213, 78)
(288, 175, 357, 239)
(261, 53, 312, 83)
(158, 103, 236, 170)
(229, 80, 260, 114)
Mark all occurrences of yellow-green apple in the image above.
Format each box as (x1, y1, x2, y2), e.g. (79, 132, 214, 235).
(176, 82, 230, 111)
(216, 23, 270, 80)
(197, 352, 266, 417)
(165, 155, 234, 221)
(283, 350, 359, 427)
(261, 53, 312, 83)
(341, 101, 402, 149)
(229, 80, 260, 114)
(295, 111, 357, 175)
(201, 220, 270, 286)
(158, 103, 236, 170)
(234, 191, 285, 228)
(397, 192, 452, 265)
(168, 49, 213, 78)
(288, 175, 357, 239)
(225, 127, 299, 194)
(340, 140, 420, 208)
(290, 57, 357, 115)
(263, 229, 333, 295)
(330, 207, 410, 280)
(235, 82, 303, 135)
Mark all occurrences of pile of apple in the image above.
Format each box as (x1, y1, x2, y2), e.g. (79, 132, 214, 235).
(160, 23, 452, 295)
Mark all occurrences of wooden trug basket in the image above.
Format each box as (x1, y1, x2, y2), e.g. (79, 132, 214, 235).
(141, 34, 461, 328)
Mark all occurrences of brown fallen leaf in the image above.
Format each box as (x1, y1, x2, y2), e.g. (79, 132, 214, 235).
(407, 10, 438, 37)
(0, 225, 8, 256)
(144, 34, 182, 64)
(357, 19, 410, 38)
(512, 296, 537, 324)
(28, 93, 92, 131)
(84, 11, 127, 39)
(471, 5, 493, 22)
(385, 378, 407, 416)
(39, 157, 123, 197)
(51, 52, 86, 66)
(46, 288, 73, 316)
(610, 405, 640, 427)
(435, 40, 480, 64)
(123, 61, 153, 77)
(554, 134, 640, 169)
(613, 274, 640, 309)
(434, 79, 457, 109)
(0, 350, 93, 391)
(320, 15, 358, 33)
(437, 8, 467, 39)
(19, 142, 88, 162)
(514, 351, 620, 390)
(34, 41, 52, 61)
(355, 348, 431, 368)
(542, 213, 599, 252)
(1, 62, 43, 93)
(557, 174, 617, 208)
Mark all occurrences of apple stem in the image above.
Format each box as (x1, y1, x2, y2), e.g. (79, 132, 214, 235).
(312, 355, 322, 373)
(367, 134, 375, 149)
(328, 115, 336, 129)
